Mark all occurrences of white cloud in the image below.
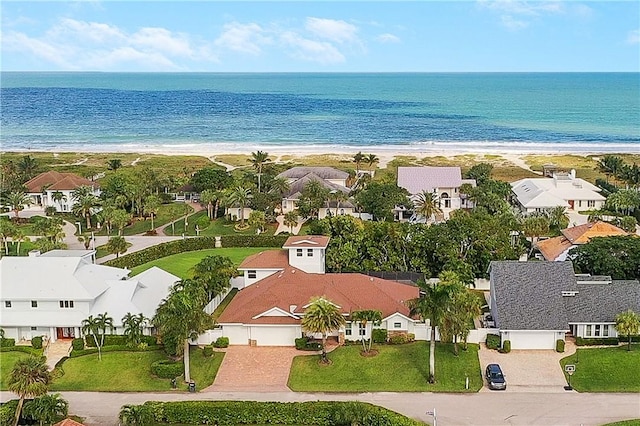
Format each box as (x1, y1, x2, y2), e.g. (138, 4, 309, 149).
(627, 29, 640, 45)
(305, 17, 359, 44)
(501, 15, 529, 31)
(215, 21, 271, 55)
(478, 0, 591, 30)
(131, 27, 193, 57)
(1, 30, 75, 69)
(280, 31, 345, 64)
(49, 18, 125, 44)
(375, 33, 400, 44)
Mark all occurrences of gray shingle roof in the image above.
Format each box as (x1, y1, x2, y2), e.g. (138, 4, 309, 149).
(565, 280, 640, 323)
(490, 261, 576, 331)
(397, 167, 464, 195)
(278, 167, 349, 180)
(284, 173, 350, 199)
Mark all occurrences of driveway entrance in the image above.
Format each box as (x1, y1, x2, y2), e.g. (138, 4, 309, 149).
(477, 341, 576, 393)
(204, 346, 304, 392)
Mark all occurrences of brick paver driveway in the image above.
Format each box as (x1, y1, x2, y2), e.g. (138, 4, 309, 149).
(204, 346, 304, 392)
(477, 341, 576, 393)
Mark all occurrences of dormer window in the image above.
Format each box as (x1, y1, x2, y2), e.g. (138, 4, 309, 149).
(296, 249, 303, 257)
(307, 249, 313, 257)
(248, 270, 257, 279)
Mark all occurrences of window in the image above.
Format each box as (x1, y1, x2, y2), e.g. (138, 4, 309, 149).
(603, 325, 609, 337)
(30, 327, 37, 331)
(59, 300, 74, 309)
(394, 322, 402, 329)
(248, 270, 257, 279)
(4, 301, 11, 308)
(578, 200, 582, 208)
(358, 323, 366, 336)
(345, 323, 352, 336)
(595, 325, 601, 337)
(307, 249, 313, 257)
(586, 325, 592, 337)
(296, 249, 303, 257)
(31, 301, 38, 308)
(587, 200, 595, 208)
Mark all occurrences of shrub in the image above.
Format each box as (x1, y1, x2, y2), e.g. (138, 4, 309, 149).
(556, 339, 565, 353)
(213, 337, 229, 348)
(0, 338, 15, 348)
(197, 215, 211, 230)
(70, 345, 158, 358)
(0, 346, 42, 355)
(294, 337, 322, 351)
(295, 337, 308, 350)
(71, 338, 85, 351)
(151, 360, 184, 379)
(219, 235, 288, 248)
(372, 329, 388, 344)
(388, 333, 415, 345)
(119, 401, 425, 426)
(0, 400, 18, 426)
(44, 206, 57, 217)
(575, 337, 619, 346)
(85, 335, 157, 347)
(202, 346, 214, 357)
(31, 336, 43, 349)
(501, 340, 511, 353)
(486, 334, 501, 350)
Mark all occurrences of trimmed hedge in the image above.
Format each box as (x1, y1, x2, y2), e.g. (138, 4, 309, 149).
(388, 333, 415, 345)
(372, 329, 388, 344)
(213, 337, 229, 348)
(501, 340, 511, 353)
(119, 400, 426, 426)
(85, 335, 158, 348)
(151, 360, 184, 379)
(556, 339, 565, 353)
(486, 334, 501, 350)
(0, 338, 15, 348)
(70, 345, 159, 358)
(31, 336, 43, 349)
(202, 346, 214, 357)
(0, 400, 18, 426)
(105, 235, 287, 269)
(0, 346, 42, 355)
(575, 337, 620, 346)
(294, 337, 322, 351)
(72, 338, 85, 351)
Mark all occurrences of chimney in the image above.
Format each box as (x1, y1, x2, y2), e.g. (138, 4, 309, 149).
(28, 250, 41, 257)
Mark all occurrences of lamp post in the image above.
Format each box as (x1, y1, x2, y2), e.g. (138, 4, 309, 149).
(75, 221, 82, 235)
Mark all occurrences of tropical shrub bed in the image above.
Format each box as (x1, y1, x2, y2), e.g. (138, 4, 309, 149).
(119, 401, 425, 426)
(388, 333, 415, 345)
(0, 400, 18, 426)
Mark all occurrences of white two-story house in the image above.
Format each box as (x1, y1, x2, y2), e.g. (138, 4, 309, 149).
(25, 171, 100, 213)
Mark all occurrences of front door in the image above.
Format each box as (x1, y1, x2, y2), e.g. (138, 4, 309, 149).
(56, 327, 75, 339)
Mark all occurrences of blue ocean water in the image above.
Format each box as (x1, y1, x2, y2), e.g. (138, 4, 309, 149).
(1, 72, 639, 154)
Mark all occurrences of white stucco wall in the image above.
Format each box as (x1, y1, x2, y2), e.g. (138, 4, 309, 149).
(288, 247, 325, 274)
(573, 323, 618, 339)
(239, 269, 281, 288)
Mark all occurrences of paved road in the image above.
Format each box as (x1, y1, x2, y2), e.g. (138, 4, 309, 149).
(2, 390, 639, 425)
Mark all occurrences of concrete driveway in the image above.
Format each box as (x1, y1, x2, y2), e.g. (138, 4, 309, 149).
(477, 341, 576, 393)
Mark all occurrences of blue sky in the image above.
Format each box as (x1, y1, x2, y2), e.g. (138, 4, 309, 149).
(1, 1, 638, 72)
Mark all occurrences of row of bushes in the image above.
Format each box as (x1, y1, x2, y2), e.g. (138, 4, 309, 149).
(105, 235, 288, 268)
(295, 337, 322, 351)
(69, 345, 159, 358)
(84, 335, 158, 348)
(388, 332, 415, 345)
(119, 401, 426, 426)
(0, 345, 43, 355)
(151, 360, 184, 379)
(0, 338, 15, 348)
(575, 337, 629, 346)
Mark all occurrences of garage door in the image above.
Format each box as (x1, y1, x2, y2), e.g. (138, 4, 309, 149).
(249, 326, 301, 346)
(507, 331, 556, 349)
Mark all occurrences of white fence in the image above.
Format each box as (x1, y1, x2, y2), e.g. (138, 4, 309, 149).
(204, 288, 231, 315)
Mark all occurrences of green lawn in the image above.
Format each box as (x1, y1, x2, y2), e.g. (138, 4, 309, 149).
(170, 211, 277, 237)
(189, 346, 225, 390)
(130, 247, 276, 278)
(96, 203, 194, 237)
(0, 351, 32, 390)
(560, 346, 640, 392)
(288, 342, 482, 392)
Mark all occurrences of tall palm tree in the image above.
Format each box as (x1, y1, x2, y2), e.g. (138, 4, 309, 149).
(7, 355, 51, 426)
(51, 191, 67, 210)
(0, 220, 17, 255)
(597, 155, 625, 184)
(122, 313, 147, 347)
(110, 209, 131, 236)
(191, 255, 236, 300)
(143, 195, 162, 231)
(17, 155, 38, 180)
(365, 153, 379, 172)
(226, 186, 252, 227)
(283, 211, 299, 233)
(12, 229, 29, 256)
(408, 277, 455, 383)
(3, 192, 31, 220)
(23, 393, 68, 426)
(200, 189, 217, 219)
(81, 315, 103, 360)
(353, 152, 365, 174)
(350, 310, 382, 353)
(96, 312, 114, 350)
(413, 190, 442, 222)
(248, 151, 271, 193)
(72, 187, 101, 230)
(615, 310, 640, 351)
(301, 296, 346, 363)
(545, 206, 569, 231)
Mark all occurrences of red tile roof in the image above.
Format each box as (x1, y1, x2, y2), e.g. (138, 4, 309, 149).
(53, 419, 86, 426)
(535, 236, 573, 261)
(25, 171, 96, 193)
(561, 221, 627, 244)
(239, 250, 289, 269)
(218, 268, 418, 324)
(282, 235, 330, 249)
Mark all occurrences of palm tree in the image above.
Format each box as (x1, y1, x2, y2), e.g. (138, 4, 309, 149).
(0, 220, 16, 255)
(200, 189, 217, 219)
(7, 355, 51, 426)
(119, 404, 153, 426)
(191, 255, 236, 300)
(50, 191, 67, 211)
(107, 159, 123, 171)
(110, 209, 131, 236)
(283, 211, 299, 233)
(365, 153, 379, 172)
(247, 210, 266, 233)
(615, 310, 640, 351)
(143, 195, 162, 231)
(439, 278, 482, 356)
(81, 315, 105, 360)
(350, 310, 382, 354)
(408, 276, 456, 383)
(226, 186, 252, 227)
(17, 155, 38, 180)
(353, 152, 365, 174)
(122, 313, 147, 347)
(545, 206, 569, 231)
(301, 296, 346, 364)
(13, 229, 29, 256)
(413, 190, 442, 223)
(96, 312, 114, 350)
(72, 187, 101, 230)
(606, 190, 640, 216)
(3, 192, 31, 220)
(154, 279, 212, 382)
(23, 393, 68, 426)
(106, 236, 127, 258)
(248, 151, 271, 193)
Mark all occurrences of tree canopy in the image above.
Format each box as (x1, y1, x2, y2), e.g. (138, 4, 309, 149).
(570, 236, 640, 280)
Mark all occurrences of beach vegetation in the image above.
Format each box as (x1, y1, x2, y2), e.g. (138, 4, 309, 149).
(107, 158, 123, 171)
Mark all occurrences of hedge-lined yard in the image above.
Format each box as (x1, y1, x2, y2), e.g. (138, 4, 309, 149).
(289, 342, 482, 392)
